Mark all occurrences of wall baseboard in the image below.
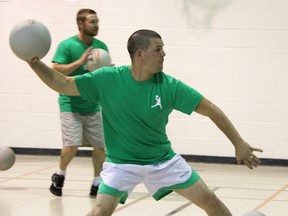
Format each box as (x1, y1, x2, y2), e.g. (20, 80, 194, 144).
(181, 154, 288, 166)
(11, 147, 288, 167)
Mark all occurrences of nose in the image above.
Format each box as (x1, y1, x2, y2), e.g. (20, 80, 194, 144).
(161, 50, 166, 57)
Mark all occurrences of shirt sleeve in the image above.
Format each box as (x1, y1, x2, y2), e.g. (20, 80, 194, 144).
(75, 71, 101, 103)
(173, 80, 203, 115)
(52, 43, 71, 64)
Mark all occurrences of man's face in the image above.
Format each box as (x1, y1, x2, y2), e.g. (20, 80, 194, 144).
(82, 14, 99, 36)
(142, 38, 166, 74)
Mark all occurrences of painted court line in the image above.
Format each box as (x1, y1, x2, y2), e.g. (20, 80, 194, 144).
(114, 194, 150, 213)
(163, 187, 220, 215)
(164, 202, 192, 216)
(254, 183, 288, 211)
(0, 165, 55, 183)
(115, 187, 219, 214)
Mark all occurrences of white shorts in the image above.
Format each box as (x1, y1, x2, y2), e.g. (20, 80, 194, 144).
(60, 112, 105, 148)
(98, 154, 200, 204)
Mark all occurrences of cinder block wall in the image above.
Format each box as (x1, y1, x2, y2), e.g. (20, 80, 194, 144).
(1, 0, 287, 160)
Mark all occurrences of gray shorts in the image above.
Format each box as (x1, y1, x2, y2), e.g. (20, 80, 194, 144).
(60, 112, 105, 148)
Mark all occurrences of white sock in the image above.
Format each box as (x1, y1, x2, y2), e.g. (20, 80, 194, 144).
(56, 170, 66, 176)
(92, 176, 101, 186)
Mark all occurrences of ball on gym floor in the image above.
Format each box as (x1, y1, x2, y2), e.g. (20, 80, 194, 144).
(0, 146, 16, 171)
(9, 19, 51, 61)
(86, 48, 111, 72)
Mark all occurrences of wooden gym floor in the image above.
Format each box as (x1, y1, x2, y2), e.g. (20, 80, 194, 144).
(0, 155, 287, 216)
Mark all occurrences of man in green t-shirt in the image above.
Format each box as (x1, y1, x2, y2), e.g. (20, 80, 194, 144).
(27, 29, 263, 216)
(49, 8, 108, 197)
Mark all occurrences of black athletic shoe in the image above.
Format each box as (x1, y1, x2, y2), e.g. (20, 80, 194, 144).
(89, 185, 99, 197)
(49, 173, 65, 196)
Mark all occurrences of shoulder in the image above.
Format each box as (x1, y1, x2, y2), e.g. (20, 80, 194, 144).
(93, 65, 128, 76)
(59, 35, 77, 44)
(57, 36, 78, 49)
(92, 38, 109, 51)
(158, 72, 179, 85)
(158, 72, 197, 94)
(84, 65, 130, 84)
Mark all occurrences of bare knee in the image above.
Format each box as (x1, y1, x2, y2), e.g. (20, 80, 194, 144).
(175, 178, 232, 216)
(92, 147, 106, 160)
(62, 146, 78, 154)
(87, 194, 119, 216)
(87, 201, 115, 216)
(87, 206, 111, 216)
(93, 147, 105, 154)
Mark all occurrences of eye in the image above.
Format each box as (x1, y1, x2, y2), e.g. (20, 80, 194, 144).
(90, 20, 99, 25)
(156, 47, 162, 53)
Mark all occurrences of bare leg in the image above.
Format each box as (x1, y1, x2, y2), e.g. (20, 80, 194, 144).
(87, 194, 120, 216)
(92, 147, 106, 177)
(59, 146, 78, 171)
(175, 178, 232, 216)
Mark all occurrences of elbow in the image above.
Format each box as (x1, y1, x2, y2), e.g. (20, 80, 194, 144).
(49, 76, 70, 95)
(196, 97, 218, 117)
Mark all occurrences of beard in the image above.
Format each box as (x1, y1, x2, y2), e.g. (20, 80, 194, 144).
(83, 30, 97, 37)
(83, 28, 98, 37)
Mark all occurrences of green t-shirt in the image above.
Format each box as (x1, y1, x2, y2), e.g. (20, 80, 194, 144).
(75, 65, 203, 165)
(52, 35, 109, 113)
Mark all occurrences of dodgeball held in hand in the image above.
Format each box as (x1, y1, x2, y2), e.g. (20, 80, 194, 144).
(9, 19, 51, 61)
(85, 48, 112, 72)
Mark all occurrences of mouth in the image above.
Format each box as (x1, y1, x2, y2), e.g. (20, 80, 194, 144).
(92, 28, 99, 33)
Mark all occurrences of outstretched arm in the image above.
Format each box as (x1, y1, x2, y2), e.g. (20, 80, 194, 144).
(27, 59, 80, 96)
(195, 97, 263, 169)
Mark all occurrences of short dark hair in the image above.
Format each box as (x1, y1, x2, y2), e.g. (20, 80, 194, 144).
(127, 29, 162, 59)
(76, 8, 96, 28)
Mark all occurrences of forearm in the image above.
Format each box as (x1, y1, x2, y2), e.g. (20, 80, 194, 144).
(53, 60, 83, 76)
(196, 98, 243, 147)
(28, 60, 79, 95)
(196, 97, 263, 169)
(208, 104, 243, 146)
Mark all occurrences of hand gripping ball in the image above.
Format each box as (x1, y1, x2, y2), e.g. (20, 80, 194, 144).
(9, 19, 51, 61)
(86, 48, 112, 72)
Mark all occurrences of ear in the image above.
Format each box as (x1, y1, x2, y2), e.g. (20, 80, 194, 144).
(135, 49, 144, 58)
(78, 21, 84, 31)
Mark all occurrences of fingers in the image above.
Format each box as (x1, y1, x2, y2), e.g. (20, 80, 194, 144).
(26, 57, 40, 68)
(82, 47, 93, 64)
(250, 147, 263, 153)
(85, 46, 93, 55)
(237, 147, 263, 169)
(245, 153, 261, 169)
(236, 156, 241, 165)
(27, 57, 39, 63)
(247, 148, 262, 168)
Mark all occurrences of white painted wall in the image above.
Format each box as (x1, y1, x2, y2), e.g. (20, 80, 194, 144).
(0, 0, 287, 160)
